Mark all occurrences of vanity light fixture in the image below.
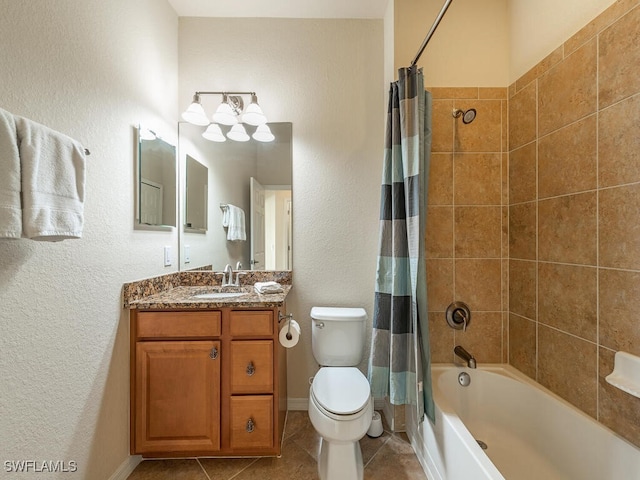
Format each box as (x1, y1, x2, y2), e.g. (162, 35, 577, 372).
(227, 123, 250, 142)
(181, 91, 273, 142)
(252, 123, 275, 142)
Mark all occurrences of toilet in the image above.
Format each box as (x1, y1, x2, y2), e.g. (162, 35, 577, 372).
(308, 306, 373, 480)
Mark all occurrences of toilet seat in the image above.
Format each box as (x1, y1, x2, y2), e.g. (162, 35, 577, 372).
(311, 367, 371, 416)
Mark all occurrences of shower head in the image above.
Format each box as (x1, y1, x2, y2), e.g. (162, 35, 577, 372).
(453, 108, 477, 124)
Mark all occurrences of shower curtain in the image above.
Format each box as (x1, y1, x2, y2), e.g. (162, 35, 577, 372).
(368, 67, 435, 423)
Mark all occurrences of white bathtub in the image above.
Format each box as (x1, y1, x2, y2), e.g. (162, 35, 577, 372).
(407, 364, 640, 480)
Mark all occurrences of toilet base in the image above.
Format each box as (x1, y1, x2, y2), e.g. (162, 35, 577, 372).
(318, 437, 364, 480)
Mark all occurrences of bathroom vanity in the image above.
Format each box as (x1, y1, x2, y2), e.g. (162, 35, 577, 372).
(125, 275, 291, 458)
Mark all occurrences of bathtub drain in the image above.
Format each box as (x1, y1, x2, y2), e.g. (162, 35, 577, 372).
(476, 440, 488, 450)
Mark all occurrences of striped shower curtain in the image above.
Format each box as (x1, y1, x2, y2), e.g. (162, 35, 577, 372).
(368, 67, 435, 423)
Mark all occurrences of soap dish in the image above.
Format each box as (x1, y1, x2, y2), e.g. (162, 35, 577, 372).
(605, 351, 640, 399)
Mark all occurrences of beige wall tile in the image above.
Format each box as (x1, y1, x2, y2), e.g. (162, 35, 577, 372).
(454, 207, 502, 258)
(454, 153, 502, 205)
(509, 202, 536, 260)
(538, 115, 597, 198)
(538, 192, 597, 265)
(454, 312, 502, 363)
(426, 259, 454, 312)
(509, 314, 536, 379)
(598, 6, 640, 109)
(428, 311, 454, 363)
(426, 206, 453, 258)
(599, 268, 640, 356)
(502, 153, 509, 206)
(432, 100, 453, 153)
(538, 262, 597, 341)
(598, 347, 640, 448)
(429, 87, 479, 99)
(537, 45, 564, 75)
(502, 258, 509, 311)
(428, 153, 453, 205)
(509, 81, 537, 150)
(509, 260, 536, 320)
(599, 183, 640, 270)
(538, 325, 597, 418)
(453, 100, 502, 153)
(509, 142, 536, 204)
(479, 87, 508, 100)
(501, 100, 508, 152)
(598, 94, 640, 188)
(502, 312, 509, 363)
(538, 39, 597, 137)
(455, 259, 502, 311)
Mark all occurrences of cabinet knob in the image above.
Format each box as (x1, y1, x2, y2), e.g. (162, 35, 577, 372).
(246, 361, 255, 376)
(209, 347, 219, 360)
(246, 418, 255, 433)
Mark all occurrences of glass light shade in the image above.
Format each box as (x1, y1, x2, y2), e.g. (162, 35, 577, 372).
(252, 124, 275, 142)
(181, 102, 209, 126)
(242, 101, 267, 126)
(202, 123, 226, 142)
(212, 102, 239, 126)
(227, 123, 250, 142)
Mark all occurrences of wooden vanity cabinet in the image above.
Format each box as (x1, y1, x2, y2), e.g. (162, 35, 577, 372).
(130, 307, 286, 458)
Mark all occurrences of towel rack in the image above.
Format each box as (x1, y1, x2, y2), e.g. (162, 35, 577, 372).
(84, 148, 90, 156)
(220, 203, 228, 211)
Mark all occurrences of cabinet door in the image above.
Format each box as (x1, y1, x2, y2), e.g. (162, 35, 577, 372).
(230, 340, 274, 394)
(135, 341, 221, 454)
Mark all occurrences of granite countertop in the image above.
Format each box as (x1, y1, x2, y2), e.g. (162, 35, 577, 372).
(128, 285, 292, 310)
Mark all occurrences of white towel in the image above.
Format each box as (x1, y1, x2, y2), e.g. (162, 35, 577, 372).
(222, 204, 246, 241)
(254, 281, 284, 294)
(15, 116, 86, 241)
(0, 109, 21, 238)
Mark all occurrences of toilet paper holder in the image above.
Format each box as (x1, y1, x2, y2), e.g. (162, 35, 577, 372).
(279, 313, 294, 340)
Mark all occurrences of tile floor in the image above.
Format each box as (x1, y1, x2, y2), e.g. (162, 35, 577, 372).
(127, 411, 428, 480)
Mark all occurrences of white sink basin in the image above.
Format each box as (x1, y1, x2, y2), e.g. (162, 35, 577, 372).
(194, 292, 247, 299)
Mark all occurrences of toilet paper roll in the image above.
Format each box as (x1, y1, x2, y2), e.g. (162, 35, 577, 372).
(279, 319, 300, 348)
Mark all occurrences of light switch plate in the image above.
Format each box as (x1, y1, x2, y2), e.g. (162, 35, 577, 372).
(164, 246, 172, 267)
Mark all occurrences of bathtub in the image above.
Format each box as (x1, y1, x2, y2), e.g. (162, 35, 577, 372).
(407, 364, 640, 480)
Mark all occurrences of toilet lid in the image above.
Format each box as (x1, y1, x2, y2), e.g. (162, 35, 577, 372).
(312, 367, 371, 415)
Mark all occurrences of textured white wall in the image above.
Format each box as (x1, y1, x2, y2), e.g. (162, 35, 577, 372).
(509, 0, 617, 81)
(178, 18, 385, 399)
(0, 1, 178, 479)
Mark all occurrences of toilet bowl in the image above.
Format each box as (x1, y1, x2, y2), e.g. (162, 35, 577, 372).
(309, 367, 373, 480)
(308, 307, 373, 480)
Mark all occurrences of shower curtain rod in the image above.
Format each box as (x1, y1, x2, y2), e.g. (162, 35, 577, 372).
(410, 0, 455, 67)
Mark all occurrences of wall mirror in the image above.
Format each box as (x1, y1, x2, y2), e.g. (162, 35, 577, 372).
(184, 155, 208, 232)
(135, 126, 177, 230)
(178, 122, 292, 271)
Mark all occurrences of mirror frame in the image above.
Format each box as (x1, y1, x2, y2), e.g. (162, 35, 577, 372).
(134, 125, 178, 231)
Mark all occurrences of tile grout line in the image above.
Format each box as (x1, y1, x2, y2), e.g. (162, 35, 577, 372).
(195, 458, 213, 480)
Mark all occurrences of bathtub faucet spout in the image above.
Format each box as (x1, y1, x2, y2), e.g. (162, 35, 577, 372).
(454, 345, 476, 369)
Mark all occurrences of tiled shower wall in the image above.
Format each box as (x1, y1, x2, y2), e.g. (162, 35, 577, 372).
(508, 0, 640, 448)
(426, 87, 508, 365)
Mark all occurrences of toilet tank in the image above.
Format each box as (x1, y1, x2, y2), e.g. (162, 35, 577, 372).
(310, 306, 367, 366)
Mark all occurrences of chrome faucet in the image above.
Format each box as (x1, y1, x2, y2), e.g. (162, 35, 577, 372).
(454, 345, 476, 369)
(222, 264, 234, 287)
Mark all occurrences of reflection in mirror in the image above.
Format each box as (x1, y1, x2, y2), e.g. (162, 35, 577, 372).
(184, 155, 208, 232)
(178, 122, 292, 271)
(135, 126, 177, 230)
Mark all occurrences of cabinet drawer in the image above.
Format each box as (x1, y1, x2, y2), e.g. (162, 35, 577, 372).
(229, 310, 273, 337)
(137, 311, 221, 339)
(230, 341, 274, 394)
(230, 396, 273, 450)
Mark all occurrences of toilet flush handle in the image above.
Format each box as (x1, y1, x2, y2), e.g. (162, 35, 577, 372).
(315, 321, 325, 329)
